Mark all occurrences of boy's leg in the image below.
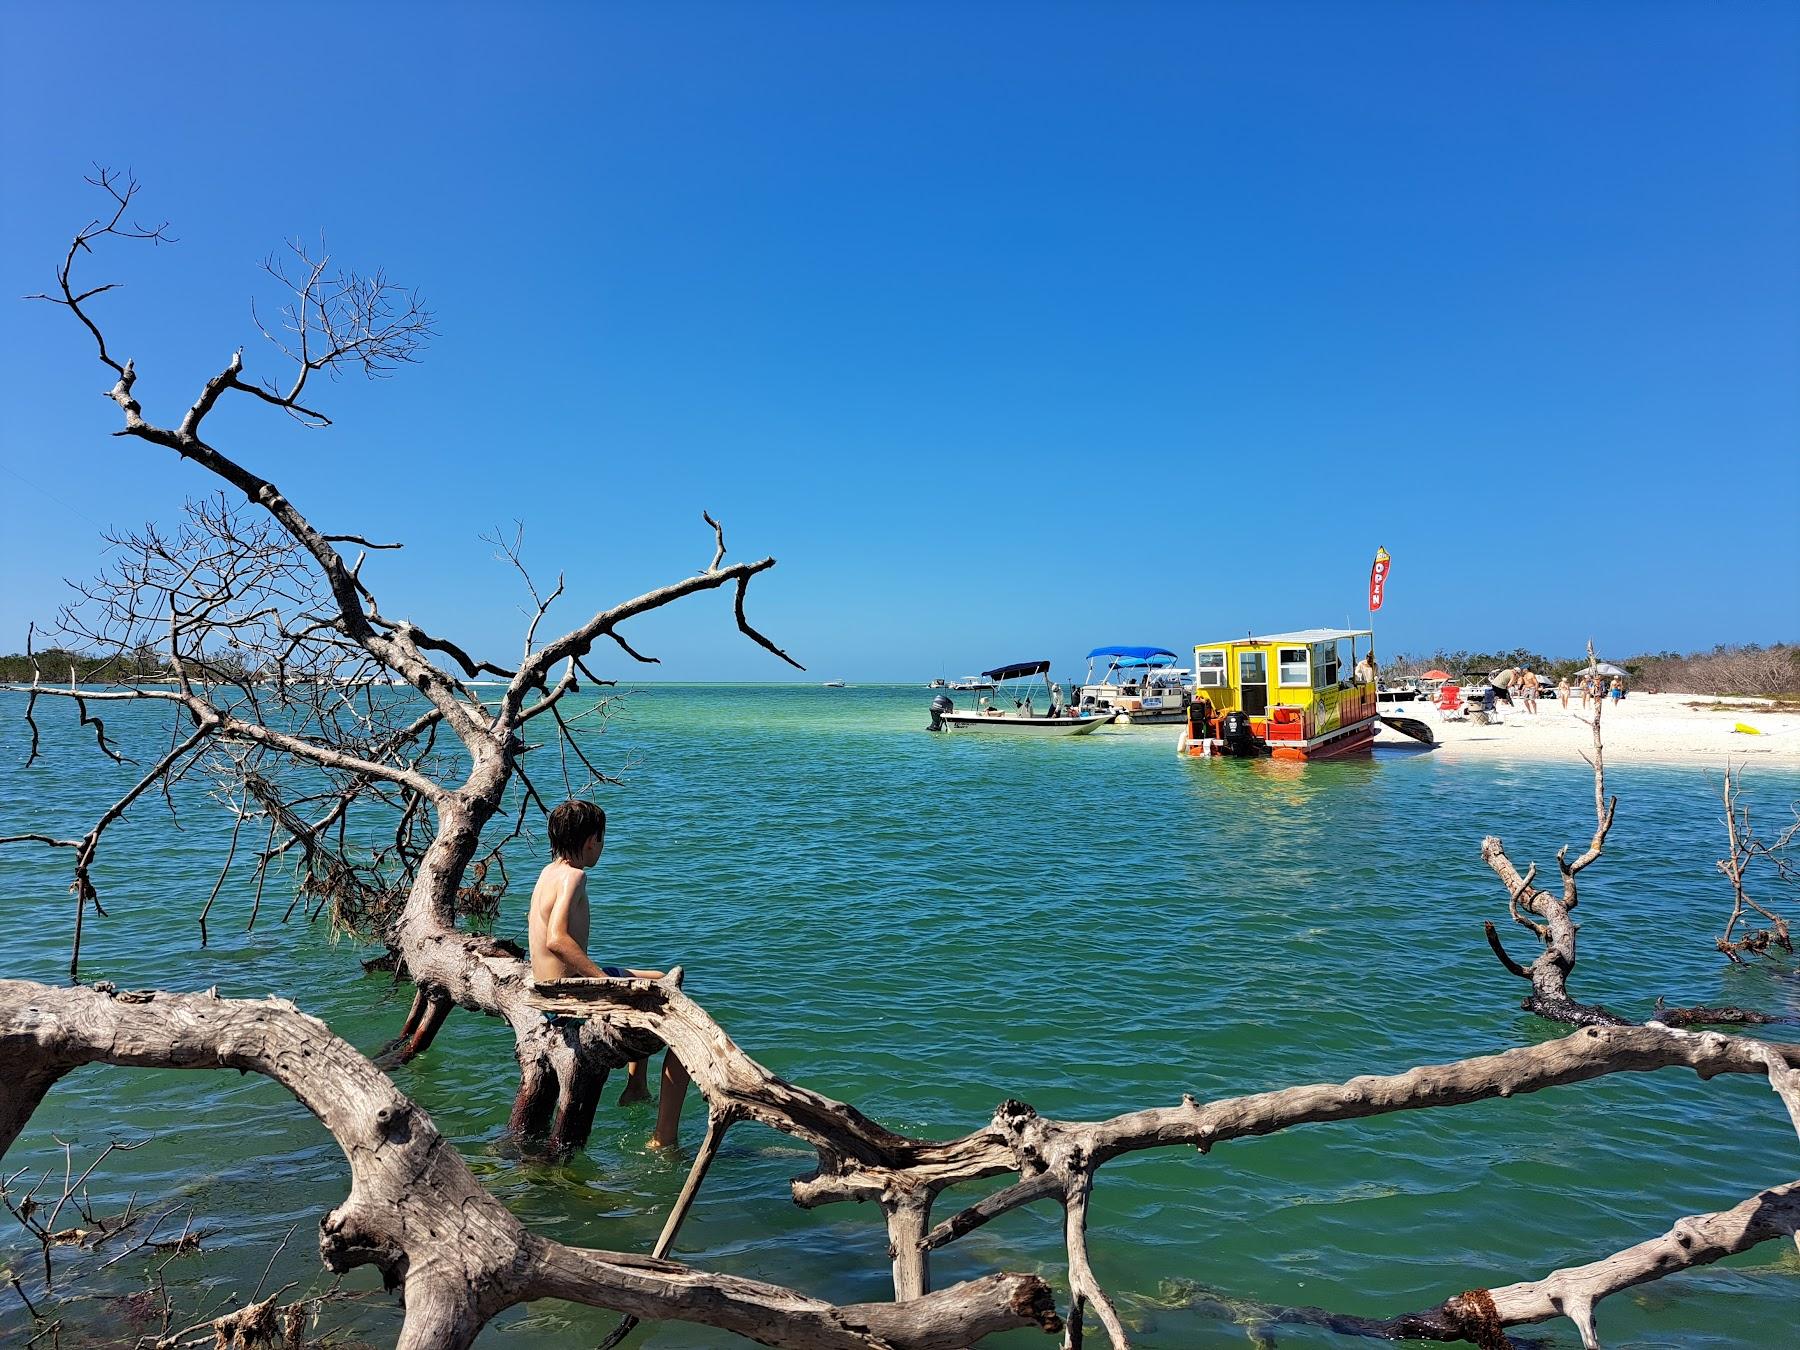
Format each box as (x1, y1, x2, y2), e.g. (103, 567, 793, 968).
(614, 968, 670, 1104)
(648, 1050, 691, 1149)
(619, 1059, 652, 1105)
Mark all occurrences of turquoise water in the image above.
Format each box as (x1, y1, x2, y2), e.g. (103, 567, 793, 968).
(2, 684, 1797, 1347)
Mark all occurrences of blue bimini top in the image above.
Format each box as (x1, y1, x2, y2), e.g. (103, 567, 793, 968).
(1085, 646, 1178, 663)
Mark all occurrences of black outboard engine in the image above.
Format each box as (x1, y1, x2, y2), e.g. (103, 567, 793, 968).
(1219, 709, 1262, 757)
(929, 693, 955, 732)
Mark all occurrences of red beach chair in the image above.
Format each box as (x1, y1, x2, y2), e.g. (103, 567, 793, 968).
(1434, 682, 1464, 719)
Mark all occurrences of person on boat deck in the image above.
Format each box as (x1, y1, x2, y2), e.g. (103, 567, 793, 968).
(529, 799, 690, 1149)
(1048, 682, 1063, 714)
(1354, 650, 1377, 685)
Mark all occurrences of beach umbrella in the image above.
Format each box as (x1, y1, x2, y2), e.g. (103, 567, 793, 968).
(1422, 669, 1451, 680)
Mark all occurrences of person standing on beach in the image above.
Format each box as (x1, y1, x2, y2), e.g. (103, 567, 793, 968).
(529, 800, 690, 1149)
(1557, 675, 1571, 710)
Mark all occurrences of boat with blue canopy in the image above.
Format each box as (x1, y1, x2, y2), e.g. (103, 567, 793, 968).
(929, 660, 1117, 736)
(1076, 646, 1194, 726)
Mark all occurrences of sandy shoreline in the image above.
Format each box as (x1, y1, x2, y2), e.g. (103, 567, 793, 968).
(1372, 690, 1800, 766)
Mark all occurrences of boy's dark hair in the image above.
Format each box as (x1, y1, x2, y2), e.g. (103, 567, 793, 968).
(547, 800, 606, 861)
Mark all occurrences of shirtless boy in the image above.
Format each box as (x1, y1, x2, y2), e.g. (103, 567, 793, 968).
(529, 799, 689, 1149)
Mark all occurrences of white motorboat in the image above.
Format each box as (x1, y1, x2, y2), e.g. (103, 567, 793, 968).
(929, 661, 1117, 736)
(1076, 646, 1193, 725)
(947, 675, 995, 692)
(822, 679, 846, 688)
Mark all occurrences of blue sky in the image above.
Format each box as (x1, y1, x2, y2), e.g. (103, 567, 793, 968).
(2, 1, 1795, 680)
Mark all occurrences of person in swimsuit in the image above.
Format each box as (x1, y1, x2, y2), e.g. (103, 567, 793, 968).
(529, 799, 689, 1148)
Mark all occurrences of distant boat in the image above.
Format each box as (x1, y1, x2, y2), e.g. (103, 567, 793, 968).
(926, 678, 948, 689)
(947, 675, 995, 692)
(822, 679, 846, 688)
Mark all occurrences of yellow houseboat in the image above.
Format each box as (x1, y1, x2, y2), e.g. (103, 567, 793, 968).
(1179, 628, 1381, 760)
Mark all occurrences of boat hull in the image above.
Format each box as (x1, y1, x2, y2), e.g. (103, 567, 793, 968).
(1179, 716, 1378, 760)
(1113, 708, 1187, 726)
(936, 711, 1117, 736)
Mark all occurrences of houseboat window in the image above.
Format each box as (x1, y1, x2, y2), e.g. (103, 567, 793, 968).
(1195, 651, 1227, 687)
(1277, 648, 1310, 686)
(1312, 642, 1340, 687)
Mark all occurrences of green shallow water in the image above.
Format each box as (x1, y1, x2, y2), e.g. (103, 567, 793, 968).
(2, 684, 1797, 1347)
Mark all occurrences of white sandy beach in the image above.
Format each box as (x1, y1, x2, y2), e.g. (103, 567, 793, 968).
(1374, 691, 1800, 766)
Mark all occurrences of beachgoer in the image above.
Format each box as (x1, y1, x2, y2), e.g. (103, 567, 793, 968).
(1519, 667, 1537, 715)
(529, 800, 689, 1148)
(1609, 677, 1624, 703)
(1557, 676, 1571, 710)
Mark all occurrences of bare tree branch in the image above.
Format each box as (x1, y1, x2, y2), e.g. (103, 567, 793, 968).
(0, 981, 1061, 1350)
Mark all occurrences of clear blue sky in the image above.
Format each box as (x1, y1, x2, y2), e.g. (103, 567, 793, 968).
(2, 1, 1795, 679)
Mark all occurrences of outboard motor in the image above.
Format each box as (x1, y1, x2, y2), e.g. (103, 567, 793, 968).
(1219, 709, 1262, 758)
(929, 693, 955, 732)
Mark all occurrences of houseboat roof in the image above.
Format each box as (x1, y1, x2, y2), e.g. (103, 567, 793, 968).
(1195, 628, 1374, 648)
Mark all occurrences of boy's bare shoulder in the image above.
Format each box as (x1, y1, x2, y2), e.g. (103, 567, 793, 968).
(532, 862, 586, 910)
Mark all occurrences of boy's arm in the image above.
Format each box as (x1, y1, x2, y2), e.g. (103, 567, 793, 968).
(541, 877, 605, 979)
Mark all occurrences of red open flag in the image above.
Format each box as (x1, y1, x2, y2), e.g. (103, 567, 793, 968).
(1368, 547, 1391, 612)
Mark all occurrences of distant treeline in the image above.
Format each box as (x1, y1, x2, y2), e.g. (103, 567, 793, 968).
(1387, 643, 1798, 697)
(0, 646, 283, 684)
(0, 647, 169, 683)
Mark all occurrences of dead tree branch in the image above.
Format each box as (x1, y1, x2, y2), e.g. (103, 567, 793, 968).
(1714, 766, 1796, 963)
(1477, 643, 1790, 1031)
(0, 980, 1059, 1350)
(1477, 645, 1626, 1026)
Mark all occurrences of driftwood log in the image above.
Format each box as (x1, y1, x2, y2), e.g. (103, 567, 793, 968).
(0, 979, 1060, 1350)
(5, 977, 1798, 1348)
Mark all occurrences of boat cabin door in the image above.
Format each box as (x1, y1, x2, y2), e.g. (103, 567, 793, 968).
(1238, 650, 1268, 716)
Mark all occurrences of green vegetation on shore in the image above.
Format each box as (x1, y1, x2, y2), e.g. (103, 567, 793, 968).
(0, 647, 165, 683)
(1386, 643, 1798, 697)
